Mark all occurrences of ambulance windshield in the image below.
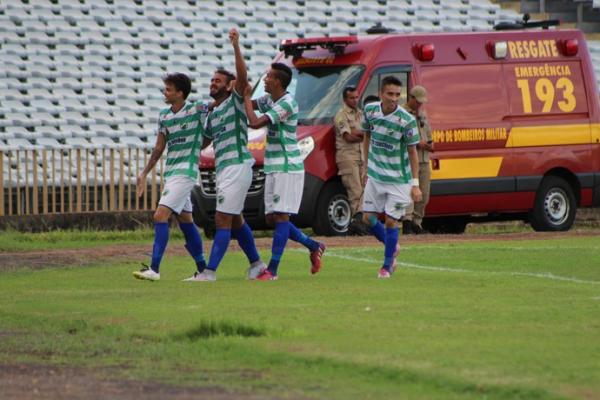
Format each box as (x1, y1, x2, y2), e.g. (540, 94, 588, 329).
(252, 65, 364, 125)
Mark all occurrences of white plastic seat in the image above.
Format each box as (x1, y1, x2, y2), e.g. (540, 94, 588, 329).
(31, 112, 66, 127)
(5, 126, 35, 140)
(469, 18, 492, 31)
(87, 88, 114, 101)
(90, 111, 124, 125)
(90, 136, 120, 147)
(30, 99, 58, 114)
(62, 111, 94, 126)
(36, 137, 63, 149)
(119, 136, 146, 148)
(87, 98, 116, 112)
(89, 123, 117, 137)
(112, 77, 138, 90)
(38, 125, 69, 140)
(468, 9, 495, 22)
(59, 124, 89, 138)
(119, 123, 148, 138)
(65, 137, 94, 149)
(86, 44, 111, 56)
(6, 138, 36, 150)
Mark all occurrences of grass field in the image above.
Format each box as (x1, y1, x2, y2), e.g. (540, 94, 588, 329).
(0, 233, 599, 399)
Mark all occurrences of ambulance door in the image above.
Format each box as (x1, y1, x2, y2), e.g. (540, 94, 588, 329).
(419, 64, 514, 215)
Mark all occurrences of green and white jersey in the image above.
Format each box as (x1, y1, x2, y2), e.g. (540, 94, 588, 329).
(204, 90, 254, 173)
(158, 100, 209, 180)
(362, 102, 419, 184)
(256, 93, 303, 174)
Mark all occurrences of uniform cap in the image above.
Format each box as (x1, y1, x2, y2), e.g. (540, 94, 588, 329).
(409, 85, 428, 103)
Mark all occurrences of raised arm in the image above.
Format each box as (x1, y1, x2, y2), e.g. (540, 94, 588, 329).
(243, 86, 270, 129)
(229, 28, 248, 95)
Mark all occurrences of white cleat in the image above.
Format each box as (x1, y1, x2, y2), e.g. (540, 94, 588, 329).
(247, 260, 266, 280)
(183, 269, 216, 282)
(133, 265, 160, 281)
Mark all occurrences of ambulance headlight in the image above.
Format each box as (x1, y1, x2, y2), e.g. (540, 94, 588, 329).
(298, 136, 315, 160)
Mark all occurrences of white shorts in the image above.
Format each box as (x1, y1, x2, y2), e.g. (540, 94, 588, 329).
(158, 175, 196, 214)
(362, 178, 413, 220)
(215, 163, 253, 214)
(264, 172, 304, 215)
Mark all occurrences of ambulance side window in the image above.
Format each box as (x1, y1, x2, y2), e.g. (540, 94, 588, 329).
(362, 67, 410, 107)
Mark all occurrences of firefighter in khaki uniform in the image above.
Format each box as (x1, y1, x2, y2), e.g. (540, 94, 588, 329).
(334, 86, 366, 233)
(402, 86, 434, 234)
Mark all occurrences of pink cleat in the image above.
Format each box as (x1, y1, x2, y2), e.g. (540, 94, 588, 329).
(256, 269, 278, 281)
(377, 268, 391, 279)
(310, 243, 326, 274)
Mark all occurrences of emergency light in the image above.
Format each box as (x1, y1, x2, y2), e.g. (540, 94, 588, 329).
(487, 41, 508, 59)
(279, 36, 358, 58)
(413, 43, 435, 62)
(559, 39, 578, 56)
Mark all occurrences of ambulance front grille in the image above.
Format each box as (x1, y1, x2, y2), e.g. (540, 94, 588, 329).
(199, 167, 265, 197)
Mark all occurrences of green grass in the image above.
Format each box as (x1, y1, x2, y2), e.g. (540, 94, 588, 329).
(0, 236, 599, 399)
(0, 228, 159, 251)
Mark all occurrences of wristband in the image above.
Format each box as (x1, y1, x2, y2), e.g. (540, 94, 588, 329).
(411, 178, 419, 186)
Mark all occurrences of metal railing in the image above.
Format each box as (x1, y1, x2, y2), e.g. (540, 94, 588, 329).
(0, 147, 165, 217)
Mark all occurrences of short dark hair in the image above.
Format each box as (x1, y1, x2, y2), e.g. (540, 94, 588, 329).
(363, 95, 380, 105)
(343, 86, 357, 99)
(214, 69, 236, 84)
(163, 73, 192, 99)
(381, 76, 402, 91)
(271, 63, 292, 89)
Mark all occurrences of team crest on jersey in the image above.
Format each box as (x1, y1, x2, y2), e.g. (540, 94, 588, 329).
(273, 194, 280, 204)
(217, 195, 225, 204)
(162, 189, 170, 196)
(394, 202, 403, 211)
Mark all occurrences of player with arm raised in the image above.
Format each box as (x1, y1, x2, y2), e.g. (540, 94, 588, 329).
(243, 63, 325, 281)
(184, 28, 265, 282)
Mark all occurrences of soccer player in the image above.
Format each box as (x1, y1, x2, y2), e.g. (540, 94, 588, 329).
(243, 63, 326, 281)
(184, 28, 265, 282)
(133, 73, 209, 281)
(361, 76, 422, 278)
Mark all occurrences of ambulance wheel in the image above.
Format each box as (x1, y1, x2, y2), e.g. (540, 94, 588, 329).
(312, 181, 351, 236)
(530, 176, 576, 232)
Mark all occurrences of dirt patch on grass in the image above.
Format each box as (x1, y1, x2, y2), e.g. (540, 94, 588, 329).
(0, 363, 279, 400)
(0, 229, 598, 271)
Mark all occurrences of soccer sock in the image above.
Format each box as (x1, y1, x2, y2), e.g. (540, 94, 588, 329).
(150, 222, 169, 273)
(179, 222, 206, 272)
(267, 221, 290, 275)
(207, 229, 232, 271)
(383, 227, 399, 271)
(288, 222, 319, 252)
(367, 215, 386, 243)
(232, 222, 260, 264)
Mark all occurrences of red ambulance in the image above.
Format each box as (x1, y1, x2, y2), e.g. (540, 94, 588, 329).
(193, 25, 600, 234)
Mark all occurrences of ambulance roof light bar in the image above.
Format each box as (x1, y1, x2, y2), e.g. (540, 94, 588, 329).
(279, 36, 358, 58)
(493, 13, 560, 30)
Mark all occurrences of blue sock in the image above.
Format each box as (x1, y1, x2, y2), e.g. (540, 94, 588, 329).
(268, 221, 290, 275)
(288, 222, 319, 251)
(383, 227, 399, 271)
(150, 222, 169, 273)
(232, 222, 260, 264)
(367, 215, 386, 243)
(207, 228, 231, 271)
(179, 222, 206, 272)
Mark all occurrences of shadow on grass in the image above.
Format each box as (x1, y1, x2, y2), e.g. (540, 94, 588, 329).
(174, 321, 267, 341)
